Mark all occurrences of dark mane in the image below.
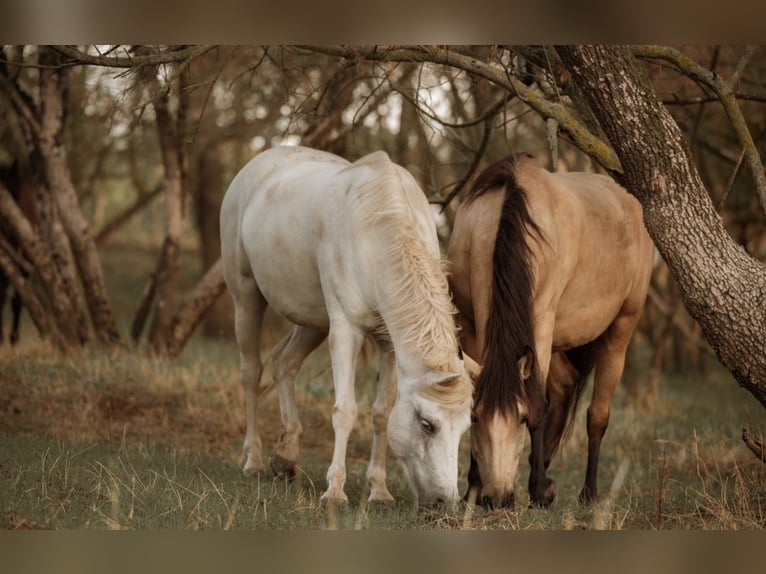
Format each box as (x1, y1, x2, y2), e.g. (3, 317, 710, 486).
(469, 155, 546, 425)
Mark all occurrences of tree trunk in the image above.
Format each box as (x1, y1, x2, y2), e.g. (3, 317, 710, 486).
(38, 47, 119, 345)
(0, 183, 80, 345)
(165, 259, 228, 359)
(0, 238, 64, 349)
(193, 146, 234, 337)
(146, 77, 186, 355)
(557, 45, 766, 406)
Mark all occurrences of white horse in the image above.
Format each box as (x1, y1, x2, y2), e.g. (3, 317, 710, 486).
(220, 146, 473, 507)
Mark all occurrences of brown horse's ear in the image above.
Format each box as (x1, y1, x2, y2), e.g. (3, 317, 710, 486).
(461, 352, 482, 383)
(517, 347, 534, 381)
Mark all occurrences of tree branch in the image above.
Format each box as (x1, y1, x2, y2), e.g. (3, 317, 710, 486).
(50, 45, 216, 69)
(297, 45, 622, 172)
(632, 45, 766, 218)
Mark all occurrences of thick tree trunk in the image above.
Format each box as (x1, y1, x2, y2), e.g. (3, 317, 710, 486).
(557, 45, 766, 405)
(0, 239, 64, 349)
(38, 48, 119, 345)
(34, 170, 90, 344)
(0, 183, 80, 345)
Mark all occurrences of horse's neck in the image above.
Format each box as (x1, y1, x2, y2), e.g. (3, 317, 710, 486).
(377, 288, 460, 377)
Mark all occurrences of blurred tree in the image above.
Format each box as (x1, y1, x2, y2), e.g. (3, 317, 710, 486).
(1, 44, 764, 425)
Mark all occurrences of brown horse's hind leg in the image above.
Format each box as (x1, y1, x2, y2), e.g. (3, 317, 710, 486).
(543, 354, 578, 469)
(464, 454, 484, 506)
(580, 315, 637, 504)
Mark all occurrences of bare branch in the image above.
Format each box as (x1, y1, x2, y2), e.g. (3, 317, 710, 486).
(50, 45, 216, 69)
(164, 260, 227, 359)
(632, 45, 766, 217)
(297, 45, 622, 172)
(663, 93, 766, 105)
(434, 112, 493, 211)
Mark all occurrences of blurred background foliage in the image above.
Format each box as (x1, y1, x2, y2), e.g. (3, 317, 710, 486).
(1, 45, 765, 403)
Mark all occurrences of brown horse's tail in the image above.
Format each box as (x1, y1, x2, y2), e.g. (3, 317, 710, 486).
(559, 342, 597, 446)
(469, 155, 546, 426)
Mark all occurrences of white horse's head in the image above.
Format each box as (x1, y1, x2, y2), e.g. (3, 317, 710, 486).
(386, 366, 473, 507)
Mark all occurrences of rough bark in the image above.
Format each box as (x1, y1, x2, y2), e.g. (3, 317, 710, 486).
(556, 45, 766, 406)
(146, 75, 186, 355)
(38, 48, 119, 345)
(34, 169, 91, 345)
(0, 238, 64, 349)
(0, 183, 80, 345)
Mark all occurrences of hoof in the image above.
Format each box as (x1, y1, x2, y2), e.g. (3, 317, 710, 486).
(529, 478, 556, 508)
(578, 488, 598, 505)
(463, 485, 482, 507)
(269, 454, 297, 479)
(368, 495, 396, 509)
(243, 463, 265, 477)
(319, 492, 348, 507)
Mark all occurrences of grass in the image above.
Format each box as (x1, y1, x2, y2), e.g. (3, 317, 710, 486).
(2, 338, 764, 530)
(1, 244, 765, 529)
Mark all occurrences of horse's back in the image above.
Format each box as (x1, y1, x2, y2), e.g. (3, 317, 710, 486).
(221, 146, 426, 331)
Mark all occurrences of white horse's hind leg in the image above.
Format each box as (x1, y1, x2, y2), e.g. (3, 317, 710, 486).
(269, 326, 327, 478)
(233, 279, 268, 476)
(366, 344, 397, 506)
(322, 317, 365, 505)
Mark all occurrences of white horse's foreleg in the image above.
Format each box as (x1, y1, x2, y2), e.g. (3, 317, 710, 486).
(233, 281, 268, 476)
(366, 344, 397, 505)
(322, 318, 365, 505)
(270, 326, 327, 478)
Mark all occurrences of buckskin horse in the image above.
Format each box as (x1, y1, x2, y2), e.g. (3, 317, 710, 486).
(220, 146, 473, 507)
(447, 154, 653, 509)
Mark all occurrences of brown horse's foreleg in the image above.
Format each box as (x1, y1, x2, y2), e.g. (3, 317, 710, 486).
(528, 326, 555, 508)
(464, 453, 484, 506)
(580, 317, 636, 504)
(528, 410, 555, 507)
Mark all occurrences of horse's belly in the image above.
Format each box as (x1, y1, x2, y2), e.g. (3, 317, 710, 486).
(551, 295, 624, 350)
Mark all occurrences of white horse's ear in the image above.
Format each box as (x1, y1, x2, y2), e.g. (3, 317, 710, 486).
(517, 347, 534, 381)
(461, 353, 481, 382)
(426, 370, 460, 387)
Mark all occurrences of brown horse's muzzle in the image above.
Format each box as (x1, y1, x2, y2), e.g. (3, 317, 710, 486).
(481, 491, 515, 511)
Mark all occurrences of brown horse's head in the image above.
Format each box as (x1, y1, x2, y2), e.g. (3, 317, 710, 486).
(471, 348, 536, 509)
(460, 155, 545, 510)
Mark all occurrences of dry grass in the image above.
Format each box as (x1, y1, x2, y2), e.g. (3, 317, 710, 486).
(1, 245, 764, 529)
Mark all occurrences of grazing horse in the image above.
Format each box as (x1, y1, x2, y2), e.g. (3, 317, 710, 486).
(447, 154, 653, 509)
(220, 146, 473, 507)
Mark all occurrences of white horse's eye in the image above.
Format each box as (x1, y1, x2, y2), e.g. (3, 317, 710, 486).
(421, 418, 435, 434)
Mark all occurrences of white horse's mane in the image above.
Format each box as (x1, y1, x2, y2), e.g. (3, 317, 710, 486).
(348, 153, 471, 409)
